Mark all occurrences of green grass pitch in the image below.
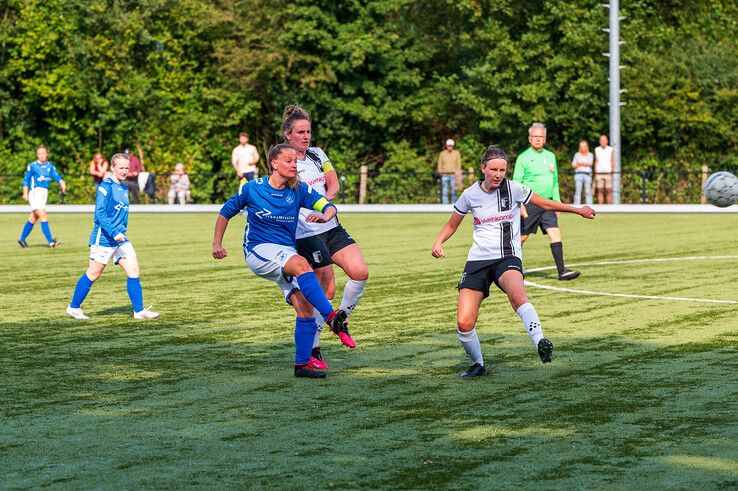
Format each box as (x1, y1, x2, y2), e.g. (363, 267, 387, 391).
(1, 212, 737, 488)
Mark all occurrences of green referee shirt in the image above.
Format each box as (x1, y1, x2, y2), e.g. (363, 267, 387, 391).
(512, 147, 561, 202)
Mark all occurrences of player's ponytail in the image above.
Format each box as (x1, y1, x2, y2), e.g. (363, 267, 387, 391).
(282, 104, 311, 135)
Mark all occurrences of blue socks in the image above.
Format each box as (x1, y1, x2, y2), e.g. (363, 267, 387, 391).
(296, 272, 334, 320)
(20, 221, 34, 241)
(294, 317, 318, 365)
(71, 275, 145, 312)
(70, 274, 94, 308)
(40, 221, 53, 243)
(126, 277, 144, 312)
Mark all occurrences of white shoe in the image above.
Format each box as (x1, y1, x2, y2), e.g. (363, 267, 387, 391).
(134, 306, 160, 319)
(66, 306, 89, 320)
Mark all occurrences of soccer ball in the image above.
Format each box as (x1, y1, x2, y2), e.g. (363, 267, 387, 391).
(704, 172, 738, 208)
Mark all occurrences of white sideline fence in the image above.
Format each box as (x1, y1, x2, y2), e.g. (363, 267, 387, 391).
(0, 204, 736, 213)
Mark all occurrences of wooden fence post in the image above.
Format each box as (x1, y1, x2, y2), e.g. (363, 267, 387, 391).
(700, 165, 708, 204)
(359, 165, 368, 204)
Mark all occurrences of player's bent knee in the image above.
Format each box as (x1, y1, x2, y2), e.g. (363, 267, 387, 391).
(285, 255, 311, 276)
(348, 265, 369, 282)
(457, 318, 476, 332)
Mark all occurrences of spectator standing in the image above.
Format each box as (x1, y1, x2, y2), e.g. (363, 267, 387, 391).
(437, 138, 461, 204)
(89, 152, 108, 192)
(231, 132, 260, 183)
(594, 134, 614, 204)
(513, 122, 580, 281)
(571, 140, 593, 205)
(167, 163, 190, 205)
(123, 148, 142, 204)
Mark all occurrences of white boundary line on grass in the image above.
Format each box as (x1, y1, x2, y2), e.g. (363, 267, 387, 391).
(523, 256, 738, 305)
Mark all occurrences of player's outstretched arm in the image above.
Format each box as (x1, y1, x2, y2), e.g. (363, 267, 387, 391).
(212, 215, 229, 259)
(529, 193, 596, 219)
(432, 212, 465, 258)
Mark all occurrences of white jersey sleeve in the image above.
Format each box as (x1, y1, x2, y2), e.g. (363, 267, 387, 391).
(453, 189, 471, 215)
(510, 180, 534, 205)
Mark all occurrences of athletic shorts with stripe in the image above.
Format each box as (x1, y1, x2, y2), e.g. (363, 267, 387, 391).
(244, 243, 300, 304)
(457, 256, 523, 299)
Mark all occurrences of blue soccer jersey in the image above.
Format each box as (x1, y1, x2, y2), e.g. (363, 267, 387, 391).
(23, 161, 63, 190)
(89, 178, 130, 247)
(219, 178, 335, 252)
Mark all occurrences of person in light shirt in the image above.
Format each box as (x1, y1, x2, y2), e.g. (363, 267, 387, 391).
(594, 134, 614, 204)
(231, 132, 260, 183)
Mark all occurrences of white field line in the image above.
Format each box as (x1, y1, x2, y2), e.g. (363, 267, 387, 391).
(523, 256, 738, 305)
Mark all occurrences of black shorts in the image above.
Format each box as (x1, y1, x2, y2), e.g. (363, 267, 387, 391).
(457, 256, 523, 299)
(296, 224, 356, 268)
(521, 202, 558, 235)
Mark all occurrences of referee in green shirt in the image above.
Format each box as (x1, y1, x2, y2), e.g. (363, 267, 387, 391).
(513, 123, 580, 281)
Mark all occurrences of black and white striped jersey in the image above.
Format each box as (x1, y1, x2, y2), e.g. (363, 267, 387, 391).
(453, 179, 533, 261)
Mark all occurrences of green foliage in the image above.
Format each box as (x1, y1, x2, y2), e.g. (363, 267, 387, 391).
(1, 0, 737, 202)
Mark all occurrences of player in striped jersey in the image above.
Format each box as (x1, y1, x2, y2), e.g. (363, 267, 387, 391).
(18, 145, 67, 248)
(212, 144, 350, 379)
(66, 153, 160, 321)
(432, 146, 595, 378)
(282, 105, 369, 371)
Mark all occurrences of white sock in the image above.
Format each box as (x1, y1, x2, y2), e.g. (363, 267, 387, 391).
(339, 279, 367, 316)
(312, 308, 324, 349)
(516, 302, 544, 346)
(457, 328, 484, 365)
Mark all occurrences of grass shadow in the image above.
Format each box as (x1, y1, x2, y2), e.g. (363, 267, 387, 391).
(94, 305, 133, 316)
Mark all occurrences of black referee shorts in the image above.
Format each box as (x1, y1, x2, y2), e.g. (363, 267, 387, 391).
(521, 202, 558, 235)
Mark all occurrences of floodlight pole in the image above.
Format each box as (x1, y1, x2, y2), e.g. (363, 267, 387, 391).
(603, 0, 623, 203)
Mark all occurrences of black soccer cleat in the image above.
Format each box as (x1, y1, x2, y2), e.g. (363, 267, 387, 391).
(18, 239, 29, 248)
(558, 268, 580, 281)
(294, 365, 327, 379)
(537, 338, 554, 363)
(461, 363, 487, 378)
(48, 238, 60, 248)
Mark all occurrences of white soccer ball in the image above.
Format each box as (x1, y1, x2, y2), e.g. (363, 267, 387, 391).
(704, 171, 738, 208)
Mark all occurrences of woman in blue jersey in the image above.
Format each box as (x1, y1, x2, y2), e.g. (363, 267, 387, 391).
(18, 145, 67, 248)
(66, 153, 160, 320)
(282, 104, 369, 370)
(212, 143, 350, 379)
(432, 146, 595, 378)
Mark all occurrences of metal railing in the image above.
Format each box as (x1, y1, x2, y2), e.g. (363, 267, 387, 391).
(0, 167, 733, 205)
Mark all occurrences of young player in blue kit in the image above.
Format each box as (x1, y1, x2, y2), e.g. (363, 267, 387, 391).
(18, 145, 67, 248)
(212, 144, 350, 379)
(66, 153, 160, 320)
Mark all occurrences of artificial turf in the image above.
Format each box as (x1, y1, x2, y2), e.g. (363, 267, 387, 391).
(1, 212, 737, 488)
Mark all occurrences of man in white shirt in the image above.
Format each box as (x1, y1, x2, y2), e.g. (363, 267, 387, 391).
(231, 132, 260, 183)
(594, 134, 614, 204)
